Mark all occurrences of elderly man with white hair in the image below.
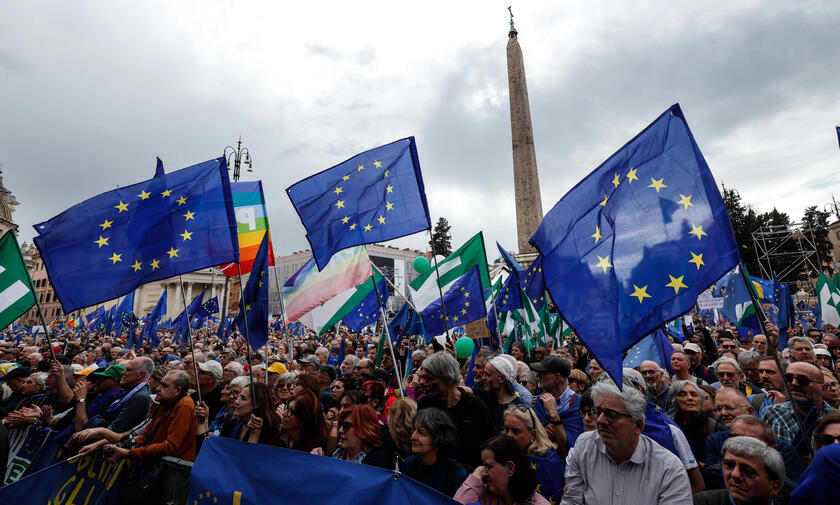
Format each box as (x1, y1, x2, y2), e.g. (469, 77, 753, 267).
(561, 382, 691, 504)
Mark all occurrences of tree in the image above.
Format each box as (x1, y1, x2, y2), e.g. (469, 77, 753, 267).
(802, 206, 834, 275)
(429, 217, 452, 256)
(722, 186, 761, 274)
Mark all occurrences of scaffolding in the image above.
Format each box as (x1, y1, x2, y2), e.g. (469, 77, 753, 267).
(752, 223, 822, 288)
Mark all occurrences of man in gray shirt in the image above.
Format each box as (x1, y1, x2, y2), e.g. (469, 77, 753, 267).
(562, 382, 691, 504)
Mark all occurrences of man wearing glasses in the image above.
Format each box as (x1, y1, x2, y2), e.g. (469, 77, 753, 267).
(760, 362, 838, 449)
(561, 382, 691, 504)
(693, 436, 785, 505)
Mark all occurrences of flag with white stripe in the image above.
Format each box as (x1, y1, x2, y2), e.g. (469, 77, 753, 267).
(0, 232, 37, 330)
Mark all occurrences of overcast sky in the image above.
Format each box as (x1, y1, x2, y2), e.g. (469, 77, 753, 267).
(3, 1, 839, 262)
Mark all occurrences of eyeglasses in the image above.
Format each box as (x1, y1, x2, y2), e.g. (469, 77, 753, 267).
(583, 406, 633, 423)
(640, 369, 659, 376)
(339, 421, 353, 432)
(714, 405, 743, 413)
(518, 379, 530, 386)
(785, 373, 820, 387)
(824, 383, 840, 391)
(279, 383, 293, 389)
(721, 459, 760, 479)
(815, 433, 840, 446)
(717, 371, 739, 378)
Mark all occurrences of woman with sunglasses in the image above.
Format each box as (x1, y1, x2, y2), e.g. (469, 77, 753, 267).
(330, 404, 395, 469)
(503, 405, 564, 504)
(454, 434, 549, 505)
(271, 372, 295, 406)
(401, 407, 468, 497)
(577, 389, 597, 432)
(812, 412, 840, 453)
(280, 390, 330, 453)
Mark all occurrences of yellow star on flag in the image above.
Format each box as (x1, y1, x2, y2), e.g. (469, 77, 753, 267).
(349, 223, 357, 230)
(600, 194, 609, 207)
(377, 215, 386, 224)
(386, 185, 394, 193)
(630, 284, 652, 303)
(108, 252, 122, 264)
(677, 194, 694, 210)
(177, 196, 187, 206)
(150, 258, 160, 270)
(183, 210, 196, 221)
(648, 177, 667, 192)
(626, 167, 639, 183)
(167, 247, 179, 258)
(336, 200, 345, 209)
(137, 190, 150, 200)
(385, 202, 394, 211)
(452, 315, 459, 322)
(591, 226, 602, 244)
(343, 174, 351, 181)
(341, 216, 350, 224)
(374, 160, 382, 168)
(464, 292, 470, 298)
(465, 301, 470, 307)
(364, 224, 372, 232)
(357, 164, 365, 172)
(180, 230, 193, 241)
(595, 255, 613, 274)
(334, 187, 343, 195)
(461, 308, 467, 314)
(612, 172, 620, 187)
(99, 219, 113, 230)
(384, 170, 389, 177)
(131, 260, 142, 272)
(161, 189, 172, 197)
(665, 274, 688, 294)
(114, 201, 129, 213)
(688, 252, 704, 270)
(94, 236, 109, 248)
(689, 224, 708, 240)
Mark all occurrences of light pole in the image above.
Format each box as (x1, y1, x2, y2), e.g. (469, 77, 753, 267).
(223, 136, 253, 182)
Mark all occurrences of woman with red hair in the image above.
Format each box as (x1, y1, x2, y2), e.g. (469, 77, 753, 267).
(331, 404, 395, 469)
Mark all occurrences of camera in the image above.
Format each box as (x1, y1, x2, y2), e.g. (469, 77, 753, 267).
(101, 434, 135, 458)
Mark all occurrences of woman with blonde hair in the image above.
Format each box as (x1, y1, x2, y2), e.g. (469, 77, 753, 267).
(503, 405, 565, 504)
(387, 397, 417, 462)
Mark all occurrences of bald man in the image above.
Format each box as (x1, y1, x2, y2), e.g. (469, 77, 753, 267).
(761, 362, 838, 445)
(640, 360, 670, 411)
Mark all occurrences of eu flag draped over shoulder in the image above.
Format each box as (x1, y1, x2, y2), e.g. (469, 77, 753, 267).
(33, 158, 239, 312)
(286, 137, 432, 269)
(530, 104, 739, 385)
(236, 233, 270, 351)
(189, 437, 456, 505)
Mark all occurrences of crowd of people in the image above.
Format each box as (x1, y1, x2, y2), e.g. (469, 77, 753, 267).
(1, 313, 839, 505)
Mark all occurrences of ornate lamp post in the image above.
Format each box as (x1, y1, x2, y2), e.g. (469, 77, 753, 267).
(223, 136, 253, 182)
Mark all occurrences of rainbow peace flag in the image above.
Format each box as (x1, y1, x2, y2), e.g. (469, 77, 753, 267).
(219, 181, 275, 276)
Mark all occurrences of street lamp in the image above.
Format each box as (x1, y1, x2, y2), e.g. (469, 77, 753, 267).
(223, 136, 253, 182)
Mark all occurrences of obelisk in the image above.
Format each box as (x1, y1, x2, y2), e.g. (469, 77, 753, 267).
(506, 8, 543, 255)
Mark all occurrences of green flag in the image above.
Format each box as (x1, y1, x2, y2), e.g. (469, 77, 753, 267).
(817, 272, 840, 327)
(299, 269, 384, 336)
(409, 232, 490, 312)
(0, 232, 37, 329)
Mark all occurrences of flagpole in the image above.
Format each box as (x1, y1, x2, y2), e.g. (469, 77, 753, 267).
(367, 261, 404, 396)
(490, 277, 504, 352)
(234, 264, 258, 407)
(427, 231, 451, 339)
(369, 263, 420, 313)
(8, 232, 57, 361)
(177, 276, 204, 407)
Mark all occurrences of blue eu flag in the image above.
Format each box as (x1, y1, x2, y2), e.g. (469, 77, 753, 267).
(236, 233, 270, 351)
(341, 276, 388, 332)
(530, 104, 739, 385)
(33, 157, 239, 312)
(286, 137, 432, 269)
(142, 289, 167, 347)
(623, 329, 674, 373)
(195, 296, 220, 320)
(421, 266, 487, 337)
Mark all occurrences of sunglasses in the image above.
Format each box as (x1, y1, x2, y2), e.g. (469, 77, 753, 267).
(785, 373, 819, 387)
(815, 434, 840, 446)
(582, 406, 633, 423)
(514, 404, 538, 428)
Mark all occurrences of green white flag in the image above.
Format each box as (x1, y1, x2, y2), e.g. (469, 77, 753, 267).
(299, 270, 384, 335)
(0, 232, 37, 329)
(409, 232, 490, 312)
(817, 272, 840, 327)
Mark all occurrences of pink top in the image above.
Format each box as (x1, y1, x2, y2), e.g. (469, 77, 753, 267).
(454, 474, 551, 505)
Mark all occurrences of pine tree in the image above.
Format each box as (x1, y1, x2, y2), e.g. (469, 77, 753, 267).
(429, 217, 453, 256)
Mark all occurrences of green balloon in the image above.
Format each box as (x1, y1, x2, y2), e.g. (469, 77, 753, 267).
(455, 336, 475, 359)
(413, 256, 431, 274)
